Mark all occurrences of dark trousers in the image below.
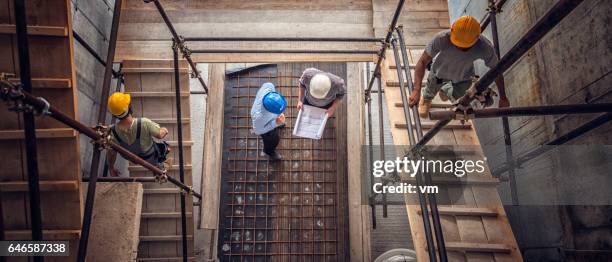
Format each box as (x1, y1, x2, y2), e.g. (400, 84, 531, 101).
(260, 127, 281, 155)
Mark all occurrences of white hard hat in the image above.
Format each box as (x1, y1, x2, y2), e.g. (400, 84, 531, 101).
(309, 74, 331, 99)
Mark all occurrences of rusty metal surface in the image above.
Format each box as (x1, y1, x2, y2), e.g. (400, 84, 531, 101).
(218, 63, 348, 261)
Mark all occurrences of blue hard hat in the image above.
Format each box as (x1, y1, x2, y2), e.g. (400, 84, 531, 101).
(262, 91, 286, 114)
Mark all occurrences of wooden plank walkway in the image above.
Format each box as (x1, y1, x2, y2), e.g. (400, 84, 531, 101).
(381, 42, 523, 261)
(122, 59, 195, 261)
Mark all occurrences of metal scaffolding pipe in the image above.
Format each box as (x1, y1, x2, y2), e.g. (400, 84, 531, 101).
(0, 87, 203, 200)
(184, 36, 383, 42)
(190, 49, 378, 54)
(460, 0, 585, 105)
(394, 26, 445, 261)
(78, 0, 123, 260)
(481, 0, 509, 31)
(147, 0, 208, 93)
(83, 177, 157, 183)
(390, 38, 416, 146)
(429, 103, 612, 120)
(13, 0, 43, 253)
(493, 112, 612, 176)
(365, 63, 377, 229)
(72, 31, 120, 77)
(365, 0, 406, 98)
(415, 0, 585, 158)
(172, 43, 189, 262)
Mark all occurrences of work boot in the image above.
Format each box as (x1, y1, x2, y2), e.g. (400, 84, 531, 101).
(418, 99, 432, 118)
(268, 151, 282, 162)
(438, 91, 449, 102)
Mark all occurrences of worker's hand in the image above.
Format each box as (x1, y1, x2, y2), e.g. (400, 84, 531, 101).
(297, 101, 304, 111)
(409, 90, 421, 107)
(109, 167, 120, 177)
(276, 113, 286, 124)
(498, 97, 510, 108)
(326, 106, 336, 117)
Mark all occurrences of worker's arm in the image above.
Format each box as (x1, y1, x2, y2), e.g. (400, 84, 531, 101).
(409, 52, 433, 107)
(106, 149, 119, 177)
(153, 127, 168, 139)
(326, 98, 342, 117)
(495, 76, 509, 107)
(297, 84, 305, 110)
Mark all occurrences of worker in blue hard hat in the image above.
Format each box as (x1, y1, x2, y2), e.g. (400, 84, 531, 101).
(251, 82, 287, 161)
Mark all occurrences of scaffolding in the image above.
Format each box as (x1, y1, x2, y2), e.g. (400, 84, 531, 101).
(1, 0, 610, 261)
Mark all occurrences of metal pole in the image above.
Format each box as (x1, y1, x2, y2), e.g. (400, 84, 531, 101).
(83, 177, 157, 183)
(488, 0, 518, 204)
(417, 0, 585, 153)
(78, 0, 122, 260)
(492, 112, 612, 176)
(13, 1, 43, 257)
(481, 0, 509, 31)
(0, 87, 203, 200)
(394, 28, 444, 261)
(190, 49, 378, 54)
(390, 38, 416, 146)
(147, 0, 208, 93)
(173, 42, 189, 262)
(365, 0, 406, 98)
(429, 103, 612, 120)
(461, 0, 585, 103)
(366, 63, 377, 229)
(184, 36, 383, 42)
(72, 31, 120, 77)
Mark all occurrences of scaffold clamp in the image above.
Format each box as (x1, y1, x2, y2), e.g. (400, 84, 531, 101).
(91, 125, 112, 150)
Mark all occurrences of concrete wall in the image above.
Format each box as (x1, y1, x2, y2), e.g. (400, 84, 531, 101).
(447, 0, 612, 260)
(71, 0, 118, 177)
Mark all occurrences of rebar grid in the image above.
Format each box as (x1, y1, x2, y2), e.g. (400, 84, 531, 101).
(220, 65, 344, 261)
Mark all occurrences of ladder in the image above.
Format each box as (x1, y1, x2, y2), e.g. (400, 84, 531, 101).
(122, 60, 195, 261)
(381, 36, 523, 261)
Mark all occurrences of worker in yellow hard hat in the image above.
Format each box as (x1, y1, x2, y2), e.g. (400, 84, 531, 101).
(106, 92, 170, 177)
(408, 15, 509, 118)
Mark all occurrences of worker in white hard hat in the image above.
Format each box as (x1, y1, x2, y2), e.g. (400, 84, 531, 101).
(297, 68, 346, 116)
(106, 92, 171, 177)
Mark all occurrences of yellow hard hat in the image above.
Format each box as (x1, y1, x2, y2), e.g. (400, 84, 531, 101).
(450, 16, 481, 48)
(108, 92, 131, 117)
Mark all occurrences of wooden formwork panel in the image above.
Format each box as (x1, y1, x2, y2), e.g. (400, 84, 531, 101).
(121, 59, 195, 260)
(0, 1, 82, 261)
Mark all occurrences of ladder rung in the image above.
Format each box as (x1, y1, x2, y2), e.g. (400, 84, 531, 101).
(443, 242, 511, 253)
(166, 140, 194, 147)
(141, 212, 193, 219)
(417, 206, 498, 217)
(122, 68, 189, 73)
(9, 78, 72, 88)
(385, 80, 426, 87)
(128, 164, 192, 172)
(144, 188, 181, 194)
(0, 128, 77, 140)
(137, 257, 195, 261)
(394, 122, 471, 129)
(139, 235, 194, 242)
(128, 92, 190, 97)
(395, 102, 451, 108)
(0, 181, 79, 192)
(5, 230, 80, 240)
(0, 24, 68, 36)
(148, 118, 191, 124)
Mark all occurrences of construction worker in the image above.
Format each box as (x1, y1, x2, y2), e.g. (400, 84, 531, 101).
(251, 83, 287, 161)
(409, 15, 509, 117)
(297, 68, 346, 116)
(106, 92, 170, 177)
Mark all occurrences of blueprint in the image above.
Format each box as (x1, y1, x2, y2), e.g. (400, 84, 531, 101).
(292, 105, 329, 140)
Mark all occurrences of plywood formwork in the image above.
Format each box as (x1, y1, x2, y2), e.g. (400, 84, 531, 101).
(121, 59, 195, 261)
(0, 1, 82, 261)
(381, 42, 523, 261)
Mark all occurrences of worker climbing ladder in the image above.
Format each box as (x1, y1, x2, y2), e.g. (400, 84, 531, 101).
(122, 59, 195, 261)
